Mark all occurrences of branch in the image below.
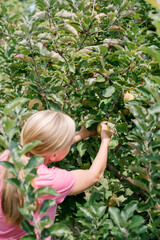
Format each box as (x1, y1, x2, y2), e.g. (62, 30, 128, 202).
(78, 13, 118, 50)
(107, 163, 146, 199)
(46, 9, 67, 63)
(28, 35, 42, 87)
(78, 32, 90, 50)
(28, 35, 48, 107)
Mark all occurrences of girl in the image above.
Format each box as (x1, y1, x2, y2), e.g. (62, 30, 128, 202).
(0, 110, 114, 240)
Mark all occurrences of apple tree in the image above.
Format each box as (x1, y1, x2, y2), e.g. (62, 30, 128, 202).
(0, 0, 160, 239)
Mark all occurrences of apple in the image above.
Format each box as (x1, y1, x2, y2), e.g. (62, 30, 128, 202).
(97, 123, 102, 135)
(82, 97, 91, 107)
(107, 193, 117, 207)
(123, 108, 130, 115)
(123, 91, 135, 104)
(97, 122, 110, 135)
(81, 162, 90, 170)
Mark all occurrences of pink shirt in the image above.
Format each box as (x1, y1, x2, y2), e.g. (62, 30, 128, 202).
(0, 150, 76, 240)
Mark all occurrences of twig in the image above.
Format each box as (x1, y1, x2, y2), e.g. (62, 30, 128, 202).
(46, 8, 67, 63)
(28, 34, 48, 107)
(92, 0, 96, 16)
(0, 120, 6, 138)
(27, 35, 42, 87)
(79, 32, 90, 50)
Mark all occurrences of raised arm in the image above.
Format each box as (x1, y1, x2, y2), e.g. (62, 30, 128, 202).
(72, 126, 97, 145)
(69, 123, 114, 195)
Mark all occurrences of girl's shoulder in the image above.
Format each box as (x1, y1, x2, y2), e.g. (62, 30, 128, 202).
(35, 164, 76, 193)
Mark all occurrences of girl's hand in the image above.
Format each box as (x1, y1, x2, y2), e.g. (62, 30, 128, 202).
(73, 126, 97, 144)
(78, 126, 97, 139)
(100, 122, 114, 140)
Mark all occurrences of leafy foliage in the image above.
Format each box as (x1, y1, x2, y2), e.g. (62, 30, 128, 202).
(0, 0, 160, 239)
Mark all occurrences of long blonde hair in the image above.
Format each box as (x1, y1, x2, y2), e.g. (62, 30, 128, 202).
(1, 110, 75, 225)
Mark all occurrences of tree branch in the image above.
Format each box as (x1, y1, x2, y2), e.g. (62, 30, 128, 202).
(107, 163, 147, 199)
(78, 33, 90, 50)
(28, 35, 42, 87)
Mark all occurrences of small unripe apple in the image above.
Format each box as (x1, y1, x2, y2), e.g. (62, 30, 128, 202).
(123, 108, 130, 115)
(107, 193, 117, 207)
(81, 162, 90, 170)
(123, 91, 135, 104)
(82, 98, 91, 107)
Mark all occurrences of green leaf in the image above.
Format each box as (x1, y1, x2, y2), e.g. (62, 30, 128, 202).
(35, 0, 47, 11)
(20, 141, 42, 156)
(141, 46, 160, 64)
(150, 75, 160, 86)
(148, 104, 160, 115)
(79, 206, 93, 219)
(108, 207, 121, 227)
(4, 98, 28, 115)
(97, 206, 107, 219)
(138, 198, 155, 212)
(102, 86, 115, 98)
(0, 161, 17, 177)
(48, 223, 73, 237)
(39, 216, 53, 229)
(21, 23, 30, 33)
(0, 135, 8, 149)
(77, 142, 87, 157)
(55, 10, 77, 19)
(39, 199, 56, 215)
(61, 23, 78, 36)
(96, 75, 105, 82)
(20, 235, 36, 240)
(128, 215, 145, 229)
(35, 186, 59, 199)
(7, 178, 22, 190)
(21, 219, 34, 234)
(24, 156, 44, 172)
(146, 0, 159, 8)
(8, 13, 19, 22)
(32, 11, 46, 20)
(4, 118, 16, 132)
(25, 173, 37, 182)
(89, 191, 102, 204)
(1, 5, 7, 12)
(85, 119, 98, 128)
(19, 207, 33, 221)
(121, 201, 138, 221)
(116, 122, 128, 133)
(38, 43, 65, 62)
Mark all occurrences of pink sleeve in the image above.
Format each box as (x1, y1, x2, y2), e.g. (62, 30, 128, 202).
(0, 150, 9, 162)
(34, 164, 76, 204)
(0, 150, 9, 173)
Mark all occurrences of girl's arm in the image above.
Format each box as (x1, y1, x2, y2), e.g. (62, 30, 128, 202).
(69, 123, 114, 195)
(73, 126, 96, 144)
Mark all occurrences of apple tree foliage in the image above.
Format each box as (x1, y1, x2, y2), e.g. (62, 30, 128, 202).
(0, 0, 160, 239)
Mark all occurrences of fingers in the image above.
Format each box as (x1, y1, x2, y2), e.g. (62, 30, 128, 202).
(100, 122, 115, 136)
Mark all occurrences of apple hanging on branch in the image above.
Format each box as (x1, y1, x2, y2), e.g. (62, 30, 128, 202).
(123, 91, 135, 104)
(123, 91, 136, 115)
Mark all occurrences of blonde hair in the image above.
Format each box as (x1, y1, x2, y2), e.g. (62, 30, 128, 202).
(1, 155, 24, 225)
(21, 110, 75, 157)
(1, 110, 75, 225)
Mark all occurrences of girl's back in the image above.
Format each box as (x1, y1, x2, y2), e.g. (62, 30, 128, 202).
(0, 150, 76, 240)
